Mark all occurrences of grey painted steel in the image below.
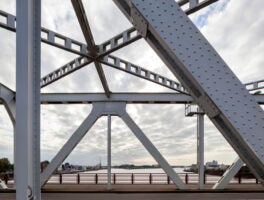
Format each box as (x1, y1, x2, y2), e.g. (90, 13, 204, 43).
(40, 105, 102, 186)
(213, 157, 244, 189)
(40, 93, 193, 104)
(1, 82, 264, 107)
(71, 0, 110, 97)
(41, 57, 93, 88)
(16, 0, 41, 199)
(0, 0, 215, 89)
(189, 0, 199, 8)
(180, 0, 219, 15)
(0, 0, 218, 57)
(197, 107, 204, 189)
(41, 27, 88, 56)
(1, 87, 264, 105)
(0, 10, 88, 56)
(114, 0, 264, 181)
(98, 27, 141, 57)
(118, 109, 186, 189)
(40, 27, 142, 87)
(101, 55, 187, 94)
(41, 102, 185, 189)
(107, 115, 112, 190)
(0, 10, 16, 31)
(245, 79, 264, 92)
(41, 53, 186, 93)
(0, 84, 16, 125)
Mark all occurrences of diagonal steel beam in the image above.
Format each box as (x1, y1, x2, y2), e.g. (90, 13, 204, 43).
(39, 0, 218, 90)
(40, 26, 142, 88)
(118, 109, 186, 189)
(40, 104, 103, 186)
(98, 27, 141, 57)
(0, 10, 89, 57)
(71, 0, 110, 97)
(101, 55, 188, 94)
(40, 56, 92, 88)
(213, 157, 244, 189)
(114, 0, 264, 182)
(1, 0, 218, 89)
(41, 27, 89, 56)
(0, 0, 218, 89)
(41, 53, 187, 93)
(0, 83, 16, 125)
(0, 10, 141, 60)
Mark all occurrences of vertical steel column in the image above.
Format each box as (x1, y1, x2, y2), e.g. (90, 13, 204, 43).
(197, 107, 204, 189)
(107, 115, 112, 190)
(16, 0, 41, 199)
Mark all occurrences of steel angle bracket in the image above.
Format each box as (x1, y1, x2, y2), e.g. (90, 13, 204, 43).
(113, 0, 264, 182)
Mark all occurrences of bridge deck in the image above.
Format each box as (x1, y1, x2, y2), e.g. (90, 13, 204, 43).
(1, 192, 264, 200)
(3, 183, 264, 192)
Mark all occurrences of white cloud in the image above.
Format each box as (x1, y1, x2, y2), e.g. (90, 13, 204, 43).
(0, 0, 263, 167)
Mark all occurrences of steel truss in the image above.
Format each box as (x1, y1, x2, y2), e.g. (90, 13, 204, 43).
(114, 0, 264, 183)
(0, 0, 263, 199)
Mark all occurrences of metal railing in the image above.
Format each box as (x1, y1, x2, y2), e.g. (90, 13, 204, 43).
(46, 173, 260, 185)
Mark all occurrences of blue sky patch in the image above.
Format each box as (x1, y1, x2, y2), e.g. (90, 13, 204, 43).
(194, 0, 230, 28)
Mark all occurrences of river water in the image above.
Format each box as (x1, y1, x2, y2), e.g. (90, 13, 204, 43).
(83, 167, 187, 173)
(47, 167, 258, 185)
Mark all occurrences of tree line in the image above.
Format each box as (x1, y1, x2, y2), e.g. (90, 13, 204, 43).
(0, 158, 13, 173)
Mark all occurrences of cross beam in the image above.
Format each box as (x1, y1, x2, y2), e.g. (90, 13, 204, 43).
(38, 0, 218, 91)
(71, 0, 110, 97)
(0, 0, 219, 92)
(1, 83, 264, 105)
(3, 92, 264, 105)
(40, 56, 92, 88)
(0, 9, 186, 94)
(40, 102, 186, 189)
(101, 55, 188, 94)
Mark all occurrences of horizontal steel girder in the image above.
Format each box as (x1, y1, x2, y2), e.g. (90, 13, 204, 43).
(1, 91, 264, 106)
(1, 83, 264, 105)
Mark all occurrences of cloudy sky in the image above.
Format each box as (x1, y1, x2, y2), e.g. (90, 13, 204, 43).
(0, 0, 264, 167)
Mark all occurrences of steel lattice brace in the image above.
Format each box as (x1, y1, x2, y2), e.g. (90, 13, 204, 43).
(113, 0, 264, 181)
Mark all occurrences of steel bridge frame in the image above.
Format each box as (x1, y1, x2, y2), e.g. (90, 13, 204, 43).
(0, 0, 263, 199)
